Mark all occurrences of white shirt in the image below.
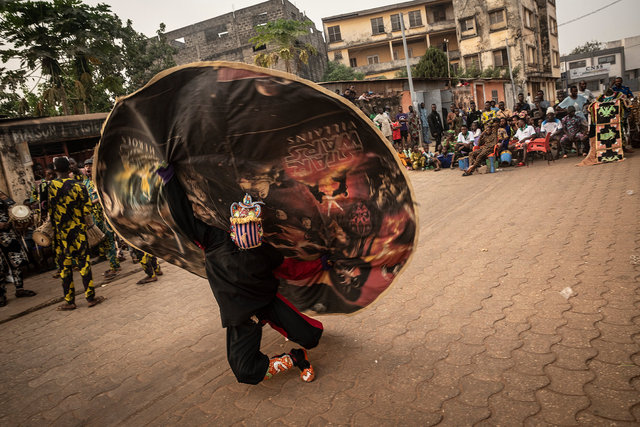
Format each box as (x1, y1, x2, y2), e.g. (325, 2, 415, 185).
(515, 125, 536, 142)
(374, 113, 392, 137)
(457, 131, 474, 144)
(578, 89, 595, 103)
(541, 119, 562, 135)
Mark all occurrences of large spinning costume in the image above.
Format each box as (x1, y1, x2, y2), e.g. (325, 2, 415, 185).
(95, 62, 418, 317)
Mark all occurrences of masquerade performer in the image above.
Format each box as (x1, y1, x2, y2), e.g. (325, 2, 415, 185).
(49, 157, 104, 310)
(0, 196, 37, 307)
(156, 163, 325, 384)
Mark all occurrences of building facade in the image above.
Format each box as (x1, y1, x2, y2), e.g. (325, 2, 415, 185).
(560, 35, 640, 95)
(163, 0, 327, 82)
(322, 0, 560, 101)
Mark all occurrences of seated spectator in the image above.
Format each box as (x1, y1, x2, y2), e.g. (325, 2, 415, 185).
(498, 117, 511, 151)
(456, 125, 475, 156)
(516, 93, 531, 112)
(358, 92, 369, 101)
(554, 90, 568, 121)
(470, 121, 481, 145)
(531, 99, 546, 123)
(490, 100, 499, 112)
(462, 119, 500, 176)
(422, 148, 441, 171)
(540, 108, 563, 158)
(481, 101, 497, 128)
(560, 106, 589, 157)
(441, 130, 456, 155)
(510, 117, 536, 165)
(496, 101, 512, 119)
(410, 145, 427, 170)
(396, 145, 410, 168)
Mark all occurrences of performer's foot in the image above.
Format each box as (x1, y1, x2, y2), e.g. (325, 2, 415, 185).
(52, 272, 60, 279)
(263, 353, 294, 381)
(87, 296, 105, 307)
(290, 348, 315, 383)
(57, 302, 76, 311)
(15, 289, 37, 297)
(136, 276, 157, 285)
(155, 267, 163, 276)
(91, 256, 107, 265)
(103, 269, 118, 280)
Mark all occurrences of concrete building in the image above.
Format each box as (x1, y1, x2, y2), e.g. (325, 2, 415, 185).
(560, 35, 640, 95)
(163, 0, 327, 82)
(322, 0, 560, 101)
(0, 114, 106, 203)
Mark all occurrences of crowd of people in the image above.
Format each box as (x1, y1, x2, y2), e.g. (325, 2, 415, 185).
(363, 77, 635, 176)
(0, 157, 162, 308)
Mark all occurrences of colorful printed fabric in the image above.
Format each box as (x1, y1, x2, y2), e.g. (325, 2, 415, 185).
(48, 178, 94, 304)
(408, 112, 421, 144)
(589, 93, 625, 163)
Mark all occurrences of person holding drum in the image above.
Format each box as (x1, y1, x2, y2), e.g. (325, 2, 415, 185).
(0, 195, 37, 307)
(49, 157, 104, 310)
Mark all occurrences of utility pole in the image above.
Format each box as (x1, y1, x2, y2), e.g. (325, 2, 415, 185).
(399, 12, 416, 105)
(505, 37, 517, 109)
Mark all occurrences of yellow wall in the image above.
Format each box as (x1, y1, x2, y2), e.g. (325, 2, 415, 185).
(349, 45, 393, 68)
(324, 4, 429, 50)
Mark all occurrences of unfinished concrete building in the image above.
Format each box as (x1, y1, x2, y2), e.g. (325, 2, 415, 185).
(322, 0, 560, 101)
(163, 0, 328, 82)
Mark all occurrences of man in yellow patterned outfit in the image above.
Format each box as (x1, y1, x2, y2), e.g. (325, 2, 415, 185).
(48, 157, 104, 310)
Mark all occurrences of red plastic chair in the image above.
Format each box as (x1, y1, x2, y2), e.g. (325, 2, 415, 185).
(526, 133, 553, 165)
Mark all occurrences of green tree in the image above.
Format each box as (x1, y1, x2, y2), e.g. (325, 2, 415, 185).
(322, 60, 365, 81)
(413, 47, 450, 78)
(0, 0, 176, 117)
(249, 19, 318, 74)
(570, 40, 603, 55)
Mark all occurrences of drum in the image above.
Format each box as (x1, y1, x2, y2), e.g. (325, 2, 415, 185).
(9, 204, 32, 230)
(33, 219, 53, 247)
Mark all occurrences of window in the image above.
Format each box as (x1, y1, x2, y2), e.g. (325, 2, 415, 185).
(527, 45, 537, 64)
(393, 50, 399, 60)
(371, 17, 385, 35)
(489, 9, 506, 30)
(493, 49, 508, 67)
(254, 12, 268, 27)
(569, 60, 586, 69)
(367, 55, 379, 65)
(450, 63, 459, 74)
(491, 90, 499, 102)
(334, 51, 343, 60)
(252, 44, 266, 52)
(350, 58, 357, 67)
(327, 25, 341, 43)
(523, 8, 534, 29)
(218, 31, 229, 38)
(598, 55, 616, 64)
(390, 14, 401, 31)
(549, 17, 558, 35)
(205, 25, 227, 42)
(408, 10, 423, 27)
(460, 17, 476, 36)
(464, 54, 480, 70)
(433, 5, 447, 22)
(552, 50, 559, 68)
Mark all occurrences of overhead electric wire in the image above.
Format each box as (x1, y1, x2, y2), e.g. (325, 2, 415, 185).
(558, 0, 623, 27)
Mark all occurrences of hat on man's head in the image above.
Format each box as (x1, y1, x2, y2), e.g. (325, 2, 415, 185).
(84, 158, 94, 166)
(546, 107, 555, 115)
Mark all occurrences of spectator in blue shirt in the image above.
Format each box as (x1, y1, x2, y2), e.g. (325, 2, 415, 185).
(611, 77, 633, 98)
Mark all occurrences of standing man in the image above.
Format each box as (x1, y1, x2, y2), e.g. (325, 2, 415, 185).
(373, 108, 393, 143)
(554, 90, 568, 121)
(407, 105, 421, 146)
(83, 158, 120, 280)
(418, 102, 431, 148)
(557, 85, 588, 120)
(427, 104, 444, 153)
(611, 77, 633, 98)
(481, 101, 497, 127)
(395, 106, 409, 148)
(466, 101, 482, 129)
(578, 80, 595, 103)
(0, 195, 36, 307)
(49, 157, 104, 310)
(536, 90, 551, 110)
(516, 93, 531, 112)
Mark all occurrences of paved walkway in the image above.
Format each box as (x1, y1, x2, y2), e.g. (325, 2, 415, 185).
(1, 155, 639, 425)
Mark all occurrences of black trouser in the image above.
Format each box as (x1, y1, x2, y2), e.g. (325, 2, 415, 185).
(432, 132, 442, 152)
(226, 293, 323, 384)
